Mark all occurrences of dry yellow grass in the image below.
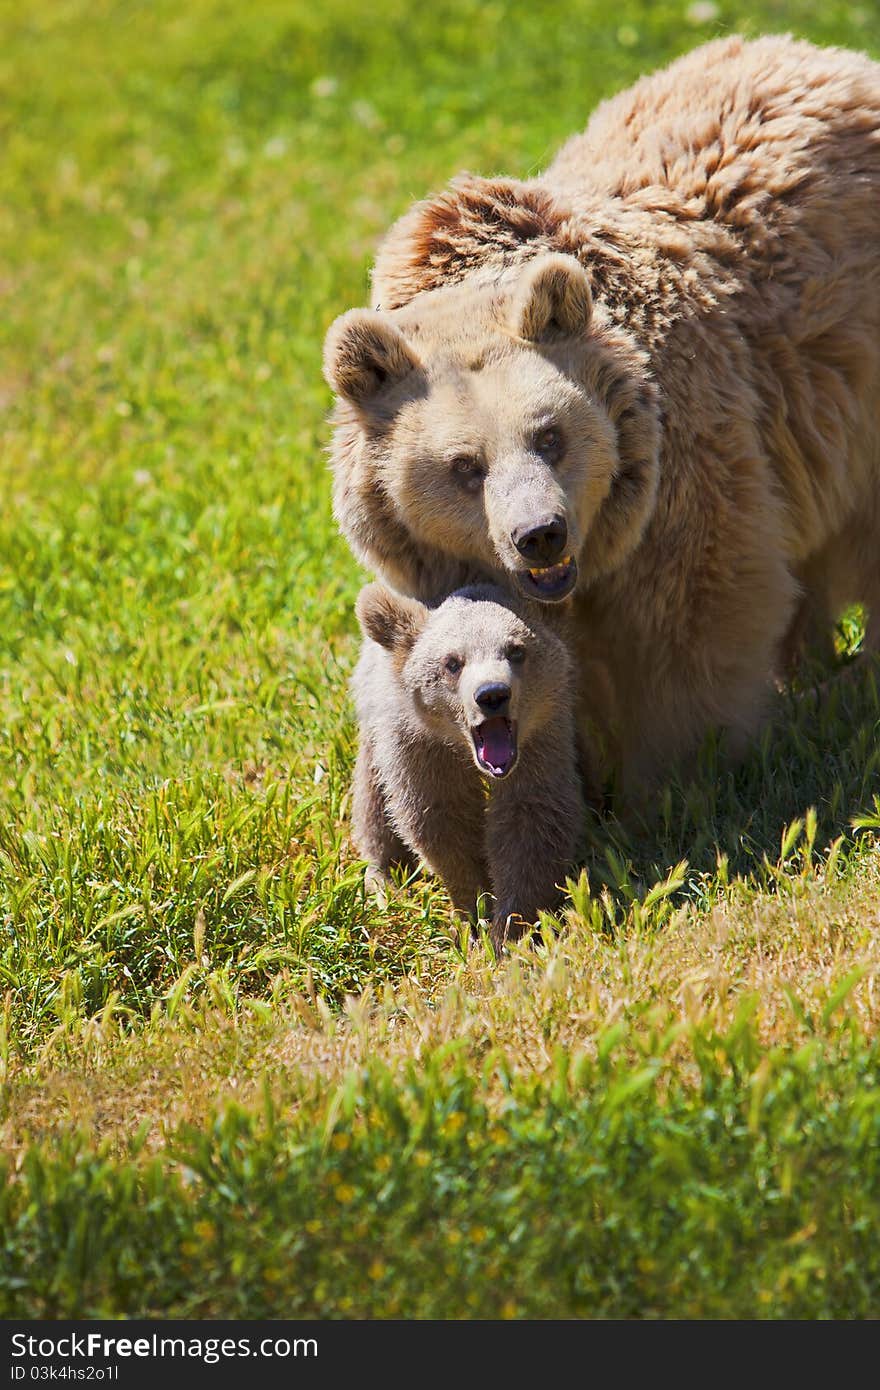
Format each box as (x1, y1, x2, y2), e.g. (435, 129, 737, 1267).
(5, 842, 878, 1165)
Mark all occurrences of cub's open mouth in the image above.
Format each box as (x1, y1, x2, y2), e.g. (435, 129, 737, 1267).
(472, 716, 518, 778)
(516, 555, 577, 602)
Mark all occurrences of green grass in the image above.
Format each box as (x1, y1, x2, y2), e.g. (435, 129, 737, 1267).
(5, 1016, 880, 1319)
(2, 0, 880, 1319)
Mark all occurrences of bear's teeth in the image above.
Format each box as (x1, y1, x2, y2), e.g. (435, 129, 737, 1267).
(529, 556, 572, 582)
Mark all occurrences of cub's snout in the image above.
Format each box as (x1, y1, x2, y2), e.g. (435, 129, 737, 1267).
(468, 679, 517, 778)
(473, 681, 512, 715)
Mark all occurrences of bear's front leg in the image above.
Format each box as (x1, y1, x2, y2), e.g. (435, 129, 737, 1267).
(486, 724, 585, 949)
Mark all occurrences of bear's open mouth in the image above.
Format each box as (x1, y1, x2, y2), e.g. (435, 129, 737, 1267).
(472, 717, 518, 778)
(516, 555, 577, 602)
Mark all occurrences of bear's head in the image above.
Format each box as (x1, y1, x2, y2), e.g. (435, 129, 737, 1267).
(355, 581, 571, 779)
(325, 253, 661, 605)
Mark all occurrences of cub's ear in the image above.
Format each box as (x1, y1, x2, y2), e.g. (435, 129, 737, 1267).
(510, 253, 592, 341)
(356, 583, 427, 656)
(323, 309, 422, 405)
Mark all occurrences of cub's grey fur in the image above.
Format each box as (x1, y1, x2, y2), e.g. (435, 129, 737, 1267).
(352, 583, 584, 945)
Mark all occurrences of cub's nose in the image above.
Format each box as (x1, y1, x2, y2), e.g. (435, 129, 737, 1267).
(512, 515, 568, 566)
(474, 682, 511, 715)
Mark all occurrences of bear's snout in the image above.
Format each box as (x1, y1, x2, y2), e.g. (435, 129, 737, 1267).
(512, 515, 568, 566)
(473, 681, 511, 715)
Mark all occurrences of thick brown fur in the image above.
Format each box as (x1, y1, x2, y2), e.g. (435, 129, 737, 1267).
(352, 585, 585, 944)
(327, 36, 880, 792)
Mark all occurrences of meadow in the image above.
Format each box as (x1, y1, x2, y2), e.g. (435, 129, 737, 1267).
(2, 0, 880, 1317)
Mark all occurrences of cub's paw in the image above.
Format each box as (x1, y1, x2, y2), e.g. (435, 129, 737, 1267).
(489, 911, 532, 955)
(364, 863, 390, 908)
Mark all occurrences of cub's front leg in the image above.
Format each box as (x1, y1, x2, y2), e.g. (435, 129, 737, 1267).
(486, 724, 584, 949)
(388, 740, 490, 917)
(351, 735, 418, 903)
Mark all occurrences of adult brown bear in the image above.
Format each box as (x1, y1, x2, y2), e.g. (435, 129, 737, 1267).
(324, 35, 880, 793)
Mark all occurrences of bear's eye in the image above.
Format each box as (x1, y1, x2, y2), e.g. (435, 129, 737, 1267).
(534, 426, 564, 464)
(444, 654, 463, 675)
(505, 644, 526, 665)
(450, 455, 485, 493)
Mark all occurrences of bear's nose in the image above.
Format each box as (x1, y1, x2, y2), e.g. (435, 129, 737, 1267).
(474, 682, 511, 714)
(512, 515, 568, 565)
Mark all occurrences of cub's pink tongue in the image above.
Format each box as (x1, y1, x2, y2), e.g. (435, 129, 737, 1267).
(475, 717, 515, 776)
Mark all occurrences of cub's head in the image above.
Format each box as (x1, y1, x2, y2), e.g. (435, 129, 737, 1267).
(326, 253, 660, 605)
(355, 582, 571, 779)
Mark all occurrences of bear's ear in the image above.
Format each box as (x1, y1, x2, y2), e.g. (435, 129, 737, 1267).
(510, 253, 592, 342)
(356, 583, 427, 656)
(323, 309, 422, 406)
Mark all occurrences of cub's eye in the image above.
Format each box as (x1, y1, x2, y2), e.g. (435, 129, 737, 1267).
(444, 654, 463, 675)
(505, 644, 526, 665)
(450, 455, 485, 492)
(534, 426, 564, 463)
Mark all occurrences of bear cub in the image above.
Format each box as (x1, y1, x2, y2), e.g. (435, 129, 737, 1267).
(352, 582, 585, 945)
